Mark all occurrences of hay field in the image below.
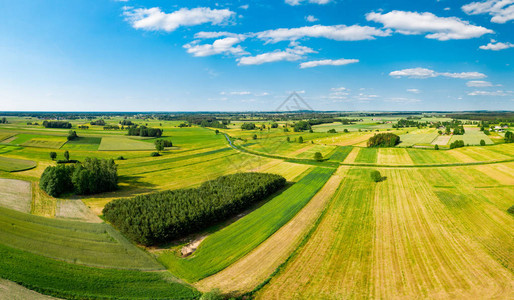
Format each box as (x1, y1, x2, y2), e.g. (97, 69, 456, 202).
(449, 127, 493, 145)
(257, 166, 514, 299)
(0, 179, 31, 213)
(0, 156, 36, 172)
(98, 136, 156, 151)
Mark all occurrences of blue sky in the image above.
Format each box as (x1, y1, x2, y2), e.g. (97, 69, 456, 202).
(0, 0, 513, 111)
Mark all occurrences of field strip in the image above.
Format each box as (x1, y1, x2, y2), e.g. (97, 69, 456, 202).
(0, 179, 31, 213)
(55, 200, 102, 223)
(0, 279, 56, 300)
(474, 163, 514, 185)
(287, 144, 316, 157)
(342, 147, 360, 163)
(195, 166, 348, 294)
(338, 158, 514, 168)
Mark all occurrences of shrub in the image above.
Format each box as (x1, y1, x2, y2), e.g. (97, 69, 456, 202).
(480, 139, 486, 146)
(103, 173, 286, 246)
(64, 151, 70, 161)
(314, 152, 323, 161)
(370, 170, 382, 182)
(241, 123, 256, 130)
(508, 205, 514, 215)
(67, 130, 78, 141)
(450, 140, 465, 149)
(298, 136, 303, 143)
(150, 152, 161, 157)
(49, 152, 57, 161)
(367, 133, 400, 147)
(343, 129, 349, 133)
(253, 134, 258, 140)
(434, 144, 439, 150)
(327, 129, 337, 133)
(505, 131, 513, 143)
(116, 156, 125, 160)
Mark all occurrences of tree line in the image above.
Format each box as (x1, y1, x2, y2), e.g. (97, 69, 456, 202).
(127, 125, 163, 137)
(103, 172, 286, 246)
(367, 133, 400, 147)
(40, 158, 118, 197)
(43, 121, 72, 128)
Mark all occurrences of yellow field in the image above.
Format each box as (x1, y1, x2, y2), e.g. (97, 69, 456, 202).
(376, 148, 413, 165)
(257, 167, 514, 299)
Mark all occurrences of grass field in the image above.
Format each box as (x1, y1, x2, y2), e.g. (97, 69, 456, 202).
(449, 127, 493, 145)
(0, 206, 163, 270)
(0, 243, 199, 299)
(159, 167, 335, 282)
(398, 128, 439, 147)
(61, 137, 102, 151)
(354, 147, 378, 163)
(0, 156, 36, 172)
(328, 146, 353, 162)
(257, 167, 514, 299)
(98, 136, 156, 151)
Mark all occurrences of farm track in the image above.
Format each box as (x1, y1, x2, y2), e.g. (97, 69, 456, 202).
(195, 166, 348, 294)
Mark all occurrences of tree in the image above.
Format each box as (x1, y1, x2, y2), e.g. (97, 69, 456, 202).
(343, 129, 349, 133)
(370, 170, 382, 182)
(367, 133, 400, 148)
(50, 152, 57, 160)
(314, 152, 323, 161)
(252, 134, 257, 140)
(298, 136, 303, 143)
(327, 129, 337, 133)
(67, 130, 78, 141)
(155, 141, 165, 152)
(480, 139, 486, 146)
(434, 144, 439, 150)
(286, 137, 290, 142)
(505, 131, 514, 143)
(215, 129, 219, 135)
(64, 151, 70, 162)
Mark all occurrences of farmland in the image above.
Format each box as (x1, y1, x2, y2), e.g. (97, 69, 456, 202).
(0, 112, 512, 299)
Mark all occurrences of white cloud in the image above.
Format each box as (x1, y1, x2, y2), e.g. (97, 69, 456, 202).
(366, 10, 493, 40)
(300, 58, 359, 68)
(386, 97, 422, 103)
(239, 4, 249, 10)
(256, 24, 391, 43)
(184, 37, 247, 57)
(285, 0, 332, 6)
(407, 88, 421, 93)
(238, 45, 316, 65)
(123, 7, 235, 32)
(479, 40, 514, 50)
(444, 7, 451, 11)
(221, 91, 252, 95)
(306, 15, 319, 22)
(466, 80, 493, 87)
(462, 0, 514, 23)
(390, 67, 487, 79)
(194, 31, 246, 39)
(468, 90, 510, 96)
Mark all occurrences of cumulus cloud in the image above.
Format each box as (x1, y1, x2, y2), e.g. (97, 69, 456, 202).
(407, 88, 421, 93)
(479, 40, 514, 50)
(285, 0, 332, 6)
(466, 80, 493, 87)
(123, 7, 235, 32)
(255, 24, 391, 43)
(299, 58, 359, 68)
(184, 37, 248, 57)
(390, 68, 486, 79)
(468, 90, 510, 96)
(238, 45, 316, 65)
(366, 10, 493, 40)
(462, 0, 514, 23)
(306, 15, 319, 22)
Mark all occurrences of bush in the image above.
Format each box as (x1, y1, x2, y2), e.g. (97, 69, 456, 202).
(103, 173, 286, 246)
(116, 156, 125, 160)
(150, 152, 161, 157)
(450, 140, 465, 149)
(367, 133, 400, 147)
(40, 158, 118, 197)
(508, 205, 514, 215)
(505, 131, 514, 143)
(480, 139, 486, 146)
(67, 130, 78, 141)
(298, 136, 303, 143)
(49, 152, 57, 160)
(241, 123, 256, 130)
(327, 129, 337, 133)
(434, 144, 439, 150)
(370, 170, 382, 182)
(314, 152, 323, 161)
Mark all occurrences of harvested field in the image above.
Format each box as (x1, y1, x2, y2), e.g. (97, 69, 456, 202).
(0, 179, 31, 213)
(376, 148, 413, 165)
(0, 279, 56, 300)
(432, 135, 451, 146)
(56, 199, 102, 223)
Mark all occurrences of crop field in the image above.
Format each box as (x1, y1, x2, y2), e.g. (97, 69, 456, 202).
(398, 128, 439, 147)
(0, 156, 36, 172)
(0, 179, 32, 213)
(376, 148, 413, 165)
(98, 136, 156, 151)
(449, 127, 493, 145)
(327, 146, 352, 162)
(432, 135, 452, 146)
(257, 167, 514, 299)
(312, 132, 375, 146)
(61, 136, 102, 151)
(0, 279, 55, 300)
(0, 206, 163, 270)
(354, 147, 378, 163)
(159, 167, 335, 282)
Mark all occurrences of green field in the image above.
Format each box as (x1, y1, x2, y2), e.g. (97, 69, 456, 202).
(449, 127, 493, 145)
(354, 147, 378, 163)
(61, 137, 102, 151)
(328, 146, 353, 162)
(0, 206, 162, 270)
(0, 243, 199, 299)
(398, 129, 439, 147)
(159, 167, 335, 282)
(99, 136, 157, 151)
(0, 156, 36, 172)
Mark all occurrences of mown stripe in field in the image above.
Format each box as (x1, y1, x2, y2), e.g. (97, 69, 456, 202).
(327, 146, 352, 162)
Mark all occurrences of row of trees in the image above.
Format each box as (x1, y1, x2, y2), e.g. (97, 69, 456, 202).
(43, 121, 72, 128)
(40, 158, 118, 197)
(367, 133, 400, 147)
(90, 119, 106, 126)
(127, 125, 163, 137)
(154, 139, 173, 151)
(103, 173, 286, 246)
(450, 140, 465, 149)
(241, 123, 256, 130)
